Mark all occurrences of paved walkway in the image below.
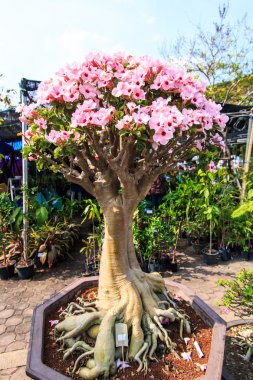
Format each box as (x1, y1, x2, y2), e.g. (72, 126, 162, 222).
(0, 245, 253, 379)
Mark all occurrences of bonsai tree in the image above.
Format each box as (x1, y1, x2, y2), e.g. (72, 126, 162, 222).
(18, 53, 227, 379)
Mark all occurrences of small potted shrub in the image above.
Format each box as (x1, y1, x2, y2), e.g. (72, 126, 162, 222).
(0, 193, 18, 279)
(217, 269, 253, 378)
(0, 243, 16, 280)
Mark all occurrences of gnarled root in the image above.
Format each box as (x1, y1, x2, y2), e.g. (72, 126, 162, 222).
(54, 273, 191, 379)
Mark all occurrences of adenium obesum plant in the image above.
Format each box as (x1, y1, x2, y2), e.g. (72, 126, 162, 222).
(17, 53, 228, 379)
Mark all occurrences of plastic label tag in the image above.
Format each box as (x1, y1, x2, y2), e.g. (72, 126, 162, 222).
(115, 323, 128, 347)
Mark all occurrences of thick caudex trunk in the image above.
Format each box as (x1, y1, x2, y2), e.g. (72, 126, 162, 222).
(55, 197, 191, 379)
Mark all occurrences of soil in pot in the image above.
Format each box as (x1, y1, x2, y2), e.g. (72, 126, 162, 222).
(16, 259, 34, 279)
(223, 323, 253, 380)
(44, 287, 212, 380)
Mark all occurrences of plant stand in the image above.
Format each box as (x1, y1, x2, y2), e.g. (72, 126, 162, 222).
(27, 277, 227, 380)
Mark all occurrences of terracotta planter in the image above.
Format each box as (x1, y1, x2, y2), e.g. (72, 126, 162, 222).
(222, 318, 253, 380)
(27, 277, 227, 380)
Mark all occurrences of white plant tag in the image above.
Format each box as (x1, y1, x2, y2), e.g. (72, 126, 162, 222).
(194, 341, 204, 358)
(115, 323, 128, 347)
(146, 209, 153, 214)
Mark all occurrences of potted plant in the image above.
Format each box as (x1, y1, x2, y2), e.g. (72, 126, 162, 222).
(0, 239, 16, 280)
(217, 269, 253, 379)
(21, 52, 227, 379)
(230, 187, 253, 260)
(0, 193, 16, 279)
(80, 223, 104, 275)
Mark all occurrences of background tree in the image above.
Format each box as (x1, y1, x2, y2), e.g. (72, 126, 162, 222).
(0, 74, 15, 109)
(19, 53, 227, 379)
(162, 3, 253, 106)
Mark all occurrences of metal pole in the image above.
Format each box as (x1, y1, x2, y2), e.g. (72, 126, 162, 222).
(21, 91, 29, 261)
(241, 114, 253, 200)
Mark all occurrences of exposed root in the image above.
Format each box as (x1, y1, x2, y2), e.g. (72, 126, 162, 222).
(54, 273, 191, 379)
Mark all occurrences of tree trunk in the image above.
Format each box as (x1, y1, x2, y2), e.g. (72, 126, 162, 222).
(55, 196, 190, 379)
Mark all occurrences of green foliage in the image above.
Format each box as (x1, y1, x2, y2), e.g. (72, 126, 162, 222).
(82, 198, 102, 224)
(165, 4, 253, 105)
(217, 268, 253, 317)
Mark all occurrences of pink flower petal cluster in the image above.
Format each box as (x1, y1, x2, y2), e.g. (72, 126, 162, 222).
(45, 130, 73, 144)
(18, 52, 228, 151)
(17, 103, 37, 123)
(71, 101, 115, 128)
(34, 117, 47, 130)
(208, 161, 217, 173)
(211, 133, 226, 151)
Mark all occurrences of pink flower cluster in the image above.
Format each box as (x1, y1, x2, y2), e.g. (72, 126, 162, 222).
(45, 130, 78, 144)
(16, 52, 229, 149)
(71, 100, 115, 128)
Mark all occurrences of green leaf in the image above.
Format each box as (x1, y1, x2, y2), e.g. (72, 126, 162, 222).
(10, 207, 22, 223)
(22, 146, 30, 158)
(36, 206, 49, 225)
(204, 189, 209, 198)
(232, 201, 253, 218)
(247, 189, 253, 199)
(40, 251, 48, 265)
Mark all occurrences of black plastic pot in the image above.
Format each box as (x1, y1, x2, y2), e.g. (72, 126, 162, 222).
(192, 242, 206, 254)
(219, 248, 231, 262)
(170, 262, 178, 273)
(158, 256, 170, 272)
(141, 260, 149, 273)
(240, 250, 250, 260)
(203, 249, 220, 265)
(148, 259, 159, 272)
(16, 260, 34, 279)
(0, 265, 9, 280)
(0, 260, 16, 280)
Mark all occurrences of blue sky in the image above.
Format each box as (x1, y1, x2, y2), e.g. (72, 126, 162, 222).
(0, 0, 252, 97)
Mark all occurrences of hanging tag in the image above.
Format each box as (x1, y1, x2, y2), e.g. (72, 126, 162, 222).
(115, 323, 128, 347)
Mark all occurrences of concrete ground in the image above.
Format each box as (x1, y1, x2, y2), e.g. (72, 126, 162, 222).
(0, 245, 252, 379)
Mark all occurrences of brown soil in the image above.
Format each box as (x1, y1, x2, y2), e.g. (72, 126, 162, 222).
(224, 324, 253, 380)
(44, 287, 212, 380)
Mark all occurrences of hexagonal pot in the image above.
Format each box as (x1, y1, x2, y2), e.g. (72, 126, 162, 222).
(222, 318, 253, 380)
(26, 277, 227, 380)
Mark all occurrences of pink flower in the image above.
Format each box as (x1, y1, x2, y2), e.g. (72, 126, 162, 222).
(34, 117, 47, 130)
(79, 83, 100, 99)
(132, 111, 150, 125)
(153, 127, 173, 145)
(222, 307, 230, 315)
(116, 115, 133, 130)
(126, 102, 138, 114)
(132, 86, 146, 100)
(208, 161, 217, 173)
(49, 319, 59, 327)
(46, 130, 72, 144)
